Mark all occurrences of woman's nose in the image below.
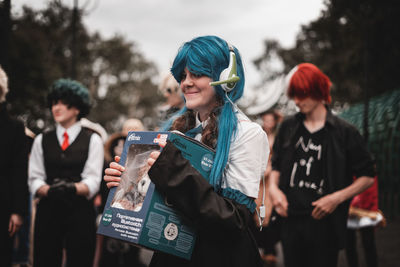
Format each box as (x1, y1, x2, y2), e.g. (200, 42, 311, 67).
(181, 77, 193, 89)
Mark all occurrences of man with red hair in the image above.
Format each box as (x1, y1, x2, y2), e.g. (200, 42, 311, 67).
(269, 63, 375, 267)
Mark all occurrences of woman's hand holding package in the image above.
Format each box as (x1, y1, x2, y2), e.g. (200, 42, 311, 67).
(147, 151, 161, 167)
(104, 140, 165, 189)
(104, 156, 125, 188)
(146, 141, 164, 167)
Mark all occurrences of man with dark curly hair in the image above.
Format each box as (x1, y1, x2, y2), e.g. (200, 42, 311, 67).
(28, 79, 104, 267)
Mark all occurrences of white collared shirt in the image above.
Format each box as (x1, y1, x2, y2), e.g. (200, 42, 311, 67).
(194, 112, 269, 198)
(193, 114, 209, 142)
(28, 121, 104, 199)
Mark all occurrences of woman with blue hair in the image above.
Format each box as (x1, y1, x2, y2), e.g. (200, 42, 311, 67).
(105, 35, 269, 266)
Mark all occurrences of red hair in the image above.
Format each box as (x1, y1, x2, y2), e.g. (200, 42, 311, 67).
(287, 63, 332, 104)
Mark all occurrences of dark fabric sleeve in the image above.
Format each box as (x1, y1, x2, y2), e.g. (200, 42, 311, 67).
(148, 141, 250, 238)
(346, 125, 376, 178)
(271, 122, 285, 172)
(11, 121, 30, 216)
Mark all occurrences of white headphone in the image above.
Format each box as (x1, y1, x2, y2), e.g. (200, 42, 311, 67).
(209, 43, 240, 92)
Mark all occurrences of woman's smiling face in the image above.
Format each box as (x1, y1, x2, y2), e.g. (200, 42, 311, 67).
(180, 68, 218, 121)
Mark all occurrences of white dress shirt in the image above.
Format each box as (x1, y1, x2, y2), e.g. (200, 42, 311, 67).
(28, 121, 104, 199)
(194, 111, 269, 198)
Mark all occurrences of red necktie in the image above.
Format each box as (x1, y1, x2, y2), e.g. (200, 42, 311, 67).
(61, 131, 69, 151)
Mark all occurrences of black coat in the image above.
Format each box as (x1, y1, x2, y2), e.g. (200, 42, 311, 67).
(148, 141, 263, 267)
(0, 103, 29, 219)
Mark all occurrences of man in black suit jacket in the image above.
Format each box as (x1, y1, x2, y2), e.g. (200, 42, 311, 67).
(0, 65, 29, 267)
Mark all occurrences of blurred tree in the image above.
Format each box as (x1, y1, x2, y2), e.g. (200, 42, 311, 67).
(6, 0, 162, 133)
(86, 34, 163, 132)
(254, 0, 400, 106)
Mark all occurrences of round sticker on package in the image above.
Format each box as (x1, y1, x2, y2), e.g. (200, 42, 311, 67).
(164, 223, 178, 241)
(101, 209, 113, 226)
(201, 153, 213, 172)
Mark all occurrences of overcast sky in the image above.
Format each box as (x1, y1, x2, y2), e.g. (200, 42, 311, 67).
(14, 0, 325, 91)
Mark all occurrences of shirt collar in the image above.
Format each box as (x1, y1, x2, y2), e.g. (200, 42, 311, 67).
(295, 105, 336, 128)
(56, 121, 82, 143)
(195, 112, 210, 129)
(324, 105, 336, 127)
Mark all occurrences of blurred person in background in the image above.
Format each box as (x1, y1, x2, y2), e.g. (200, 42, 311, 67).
(157, 71, 184, 125)
(260, 110, 282, 147)
(0, 65, 30, 267)
(12, 128, 36, 267)
(28, 79, 104, 267)
(94, 117, 146, 267)
(345, 175, 384, 267)
(122, 118, 145, 136)
(269, 63, 375, 267)
(100, 117, 146, 213)
(251, 109, 283, 267)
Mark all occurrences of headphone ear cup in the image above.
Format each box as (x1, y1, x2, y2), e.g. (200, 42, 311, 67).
(218, 68, 234, 92)
(209, 45, 240, 92)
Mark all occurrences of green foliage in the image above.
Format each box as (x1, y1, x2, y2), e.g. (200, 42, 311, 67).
(254, 0, 400, 105)
(5, 1, 162, 133)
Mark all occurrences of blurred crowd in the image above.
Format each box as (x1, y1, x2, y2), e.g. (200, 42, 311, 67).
(1, 53, 383, 267)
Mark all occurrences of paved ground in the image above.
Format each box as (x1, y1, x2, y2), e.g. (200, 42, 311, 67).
(276, 217, 400, 267)
(373, 217, 400, 267)
(339, 217, 400, 267)
(139, 218, 400, 267)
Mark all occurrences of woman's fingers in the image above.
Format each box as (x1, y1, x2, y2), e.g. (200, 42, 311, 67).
(147, 151, 161, 167)
(104, 174, 121, 182)
(114, 156, 121, 163)
(105, 167, 123, 177)
(147, 157, 156, 167)
(104, 159, 124, 188)
(104, 174, 121, 188)
(150, 151, 161, 159)
(109, 161, 125, 172)
(105, 181, 121, 189)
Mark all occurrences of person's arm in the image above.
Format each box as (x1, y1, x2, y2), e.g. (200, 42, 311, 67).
(221, 122, 269, 200)
(263, 160, 272, 179)
(268, 121, 289, 217)
(28, 134, 49, 198)
(9, 122, 29, 236)
(78, 133, 104, 198)
(253, 176, 273, 227)
(311, 176, 374, 219)
(8, 214, 23, 237)
(148, 141, 252, 236)
(312, 123, 375, 219)
(268, 170, 288, 217)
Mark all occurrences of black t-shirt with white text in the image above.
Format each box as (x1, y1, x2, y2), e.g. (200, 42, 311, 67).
(286, 123, 326, 216)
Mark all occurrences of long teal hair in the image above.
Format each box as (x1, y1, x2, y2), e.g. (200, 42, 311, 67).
(167, 35, 245, 190)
